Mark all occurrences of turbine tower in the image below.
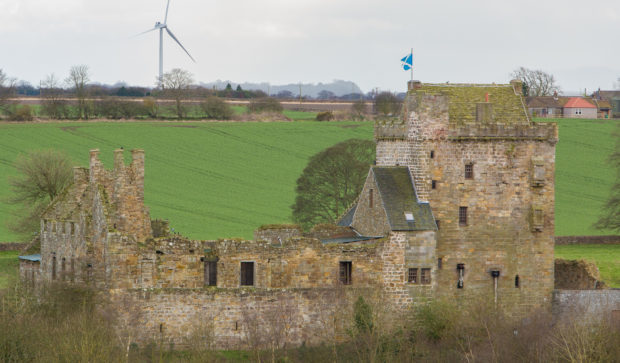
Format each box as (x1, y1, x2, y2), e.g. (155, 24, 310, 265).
(138, 0, 195, 87)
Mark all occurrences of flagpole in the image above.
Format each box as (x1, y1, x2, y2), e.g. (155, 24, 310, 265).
(410, 48, 413, 81)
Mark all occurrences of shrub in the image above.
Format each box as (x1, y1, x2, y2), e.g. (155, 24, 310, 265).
(351, 100, 367, 120)
(315, 111, 334, 121)
(247, 97, 283, 113)
(201, 96, 234, 120)
(8, 104, 34, 121)
(142, 97, 159, 118)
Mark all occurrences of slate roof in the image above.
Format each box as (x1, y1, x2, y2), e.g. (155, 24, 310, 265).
(414, 84, 529, 125)
(372, 167, 436, 231)
(18, 254, 41, 262)
(337, 204, 357, 227)
(564, 97, 596, 108)
(526, 96, 567, 108)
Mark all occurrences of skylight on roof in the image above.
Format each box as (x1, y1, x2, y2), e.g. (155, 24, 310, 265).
(405, 212, 414, 222)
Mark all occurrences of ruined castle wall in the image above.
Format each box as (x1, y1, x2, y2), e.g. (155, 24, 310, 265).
(213, 238, 383, 289)
(254, 226, 302, 244)
(119, 287, 369, 349)
(40, 219, 88, 282)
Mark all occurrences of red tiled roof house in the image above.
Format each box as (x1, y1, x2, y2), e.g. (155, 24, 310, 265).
(563, 97, 597, 118)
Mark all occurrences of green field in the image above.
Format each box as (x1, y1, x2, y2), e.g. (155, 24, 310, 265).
(0, 250, 19, 289)
(0, 117, 617, 242)
(0, 120, 372, 241)
(555, 244, 620, 287)
(535, 118, 618, 236)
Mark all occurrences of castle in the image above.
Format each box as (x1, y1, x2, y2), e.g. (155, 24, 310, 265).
(19, 80, 559, 347)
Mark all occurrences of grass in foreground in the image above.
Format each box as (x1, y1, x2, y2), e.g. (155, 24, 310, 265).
(554, 244, 620, 288)
(0, 250, 20, 289)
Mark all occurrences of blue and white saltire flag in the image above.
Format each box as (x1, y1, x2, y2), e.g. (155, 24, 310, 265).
(401, 52, 413, 71)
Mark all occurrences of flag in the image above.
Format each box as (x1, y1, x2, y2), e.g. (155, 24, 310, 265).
(401, 52, 413, 71)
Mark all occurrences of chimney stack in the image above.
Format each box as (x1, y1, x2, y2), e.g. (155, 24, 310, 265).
(510, 79, 523, 95)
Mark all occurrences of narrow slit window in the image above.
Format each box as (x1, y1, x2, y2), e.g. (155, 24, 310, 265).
(339, 261, 352, 285)
(459, 207, 468, 226)
(421, 268, 431, 284)
(438, 258, 443, 270)
(430, 150, 435, 159)
(431, 180, 437, 189)
(465, 163, 474, 179)
(52, 256, 57, 280)
(240, 262, 254, 286)
(515, 275, 520, 288)
(369, 188, 374, 208)
(408, 268, 418, 283)
(205, 260, 217, 286)
(61, 258, 66, 281)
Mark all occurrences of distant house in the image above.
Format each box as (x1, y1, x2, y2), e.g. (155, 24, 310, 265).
(593, 99, 612, 119)
(597, 90, 620, 118)
(563, 97, 597, 118)
(526, 96, 565, 117)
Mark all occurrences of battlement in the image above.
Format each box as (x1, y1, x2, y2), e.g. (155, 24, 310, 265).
(374, 119, 408, 140)
(448, 122, 558, 142)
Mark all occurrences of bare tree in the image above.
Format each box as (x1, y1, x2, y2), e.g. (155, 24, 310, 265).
(511, 67, 561, 97)
(41, 73, 68, 119)
(66, 65, 90, 119)
(594, 124, 620, 232)
(160, 68, 194, 118)
(7, 150, 73, 237)
(0, 68, 17, 114)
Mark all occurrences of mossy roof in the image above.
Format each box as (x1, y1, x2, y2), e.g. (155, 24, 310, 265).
(414, 83, 530, 125)
(372, 167, 436, 231)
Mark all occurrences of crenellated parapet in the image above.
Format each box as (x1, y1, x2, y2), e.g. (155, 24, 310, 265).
(448, 122, 558, 143)
(374, 119, 408, 140)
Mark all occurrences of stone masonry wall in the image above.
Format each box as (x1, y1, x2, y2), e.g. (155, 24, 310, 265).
(117, 287, 372, 349)
(351, 171, 391, 236)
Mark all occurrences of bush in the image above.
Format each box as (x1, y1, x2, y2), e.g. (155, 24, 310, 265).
(315, 111, 334, 121)
(8, 104, 34, 121)
(247, 97, 283, 113)
(142, 97, 159, 118)
(351, 100, 367, 120)
(374, 92, 402, 116)
(201, 96, 234, 120)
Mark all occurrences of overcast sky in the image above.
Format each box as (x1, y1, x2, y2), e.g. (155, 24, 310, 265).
(1, 0, 618, 94)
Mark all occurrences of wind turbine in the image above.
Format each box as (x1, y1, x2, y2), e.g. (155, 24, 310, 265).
(138, 0, 195, 87)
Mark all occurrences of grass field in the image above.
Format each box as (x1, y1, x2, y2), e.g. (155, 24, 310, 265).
(555, 244, 620, 287)
(0, 117, 617, 241)
(0, 120, 373, 241)
(0, 250, 19, 289)
(534, 118, 618, 236)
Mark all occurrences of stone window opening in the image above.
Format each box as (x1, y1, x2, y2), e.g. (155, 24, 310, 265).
(61, 258, 66, 281)
(431, 180, 437, 189)
(430, 150, 435, 159)
(156, 250, 164, 255)
(369, 188, 374, 208)
(457, 264, 465, 288)
(240, 262, 255, 286)
(421, 268, 431, 284)
(459, 207, 468, 226)
(205, 260, 218, 287)
(339, 261, 352, 285)
(71, 259, 75, 282)
(465, 163, 474, 179)
(438, 258, 443, 269)
(407, 268, 418, 283)
(515, 275, 520, 288)
(52, 255, 57, 280)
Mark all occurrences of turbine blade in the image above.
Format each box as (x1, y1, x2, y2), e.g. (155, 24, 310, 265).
(165, 27, 196, 62)
(164, 0, 171, 24)
(133, 27, 158, 38)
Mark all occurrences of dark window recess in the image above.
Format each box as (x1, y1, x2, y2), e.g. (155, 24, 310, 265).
(438, 258, 443, 269)
(52, 256, 57, 280)
(421, 268, 431, 284)
(408, 268, 418, 283)
(369, 188, 374, 208)
(457, 263, 465, 289)
(465, 163, 474, 179)
(459, 207, 468, 226)
(436, 220, 440, 230)
(71, 259, 75, 282)
(156, 250, 164, 255)
(205, 261, 217, 286)
(515, 275, 520, 288)
(339, 261, 352, 285)
(61, 258, 66, 281)
(431, 180, 437, 189)
(430, 150, 435, 159)
(240, 262, 254, 286)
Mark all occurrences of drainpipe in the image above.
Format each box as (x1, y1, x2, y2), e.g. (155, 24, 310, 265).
(491, 270, 500, 307)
